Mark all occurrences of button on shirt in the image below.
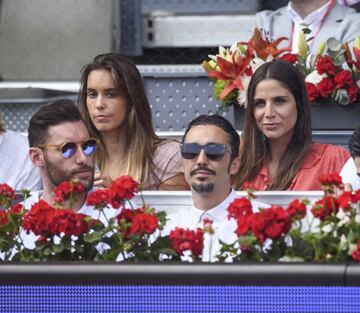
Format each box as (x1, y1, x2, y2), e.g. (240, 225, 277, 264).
(287, 0, 332, 53)
(163, 190, 269, 262)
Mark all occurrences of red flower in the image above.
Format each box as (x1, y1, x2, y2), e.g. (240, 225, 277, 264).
(227, 197, 253, 220)
(305, 82, 318, 102)
(338, 191, 357, 211)
(22, 199, 91, 237)
(129, 212, 158, 236)
(53, 180, 85, 204)
(279, 53, 298, 64)
(117, 207, 158, 238)
(351, 240, 360, 262)
(319, 172, 343, 187)
(334, 70, 353, 89)
(108, 176, 138, 208)
(317, 78, 335, 98)
(0, 211, 9, 226)
(9, 203, 24, 215)
(235, 215, 251, 237)
(0, 183, 15, 207)
(287, 199, 307, 219)
(169, 227, 203, 258)
(316, 55, 336, 76)
(86, 188, 109, 209)
(311, 195, 339, 221)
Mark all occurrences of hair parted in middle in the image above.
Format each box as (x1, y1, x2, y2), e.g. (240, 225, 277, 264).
(235, 59, 312, 190)
(77, 53, 162, 183)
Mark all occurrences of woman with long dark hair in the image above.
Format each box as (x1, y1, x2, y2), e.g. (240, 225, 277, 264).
(235, 59, 349, 190)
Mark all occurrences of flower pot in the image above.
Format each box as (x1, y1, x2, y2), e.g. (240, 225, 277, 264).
(233, 104, 246, 131)
(310, 102, 360, 130)
(233, 102, 360, 131)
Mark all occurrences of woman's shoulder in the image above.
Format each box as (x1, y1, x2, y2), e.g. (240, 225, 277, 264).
(304, 142, 350, 169)
(310, 142, 350, 157)
(154, 140, 181, 157)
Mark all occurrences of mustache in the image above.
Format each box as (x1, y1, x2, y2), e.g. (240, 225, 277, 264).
(190, 165, 216, 176)
(71, 165, 94, 175)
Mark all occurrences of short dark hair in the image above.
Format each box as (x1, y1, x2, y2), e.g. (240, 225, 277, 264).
(182, 114, 240, 160)
(349, 126, 360, 158)
(28, 99, 83, 147)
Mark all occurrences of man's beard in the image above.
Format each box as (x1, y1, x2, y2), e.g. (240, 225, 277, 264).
(191, 182, 214, 193)
(45, 158, 94, 192)
(190, 165, 215, 193)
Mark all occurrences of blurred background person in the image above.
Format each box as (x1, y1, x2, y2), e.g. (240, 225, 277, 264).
(78, 53, 188, 190)
(340, 126, 360, 190)
(235, 60, 349, 191)
(256, 0, 360, 54)
(0, 112, 41, 190)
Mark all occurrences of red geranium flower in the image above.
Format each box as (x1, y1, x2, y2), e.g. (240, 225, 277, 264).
(108, 176, 138, 208)
(287, 199, 307, 219)
(169, 227, 203, 258)
(311, 195, 339, 221)
(334, 70, 353, 89)
(319, 172, 343, 187)
(305, 82, 319, 102)
(0, 210, 9, 226)
(227, 197, 253, 220)
(279, 53, 298, 64)
(317, 78, 335, 98)
(86, 188, 109, 209)
(316, 55, 336, 76)
(53, 180, 85, 204)
(346, 83, 358, 104)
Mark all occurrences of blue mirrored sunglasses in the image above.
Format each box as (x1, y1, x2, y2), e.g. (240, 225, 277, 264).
(38, 138, 98, 158)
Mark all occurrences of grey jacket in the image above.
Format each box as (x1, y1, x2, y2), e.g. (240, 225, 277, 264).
(256, 2, 360, 52)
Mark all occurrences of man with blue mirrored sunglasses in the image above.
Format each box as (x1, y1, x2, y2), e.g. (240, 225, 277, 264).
(25, 99, 121, 219)
(163, 115, 268, 262)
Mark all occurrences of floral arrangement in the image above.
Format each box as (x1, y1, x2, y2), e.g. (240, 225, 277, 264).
(1, 173, 360, 263)
(202, 28, 360, 112)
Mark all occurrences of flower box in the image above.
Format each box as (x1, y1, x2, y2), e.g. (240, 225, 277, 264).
(234, 102, 360, 131)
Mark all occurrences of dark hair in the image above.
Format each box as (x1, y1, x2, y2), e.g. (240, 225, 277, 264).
(77, 53, 160, 182)
(235, 59, 312, 190)
(183, 114, 240, 161)
(28, 99, 82, 147)
(349, 126, 360, 158)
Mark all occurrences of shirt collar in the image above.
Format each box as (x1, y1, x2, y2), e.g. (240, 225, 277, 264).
(191, 189, 237, 224)
(287, 0, 332, 24)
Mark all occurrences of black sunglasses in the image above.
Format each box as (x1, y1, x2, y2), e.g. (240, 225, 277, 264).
(181, 143, 230, 161)
(38, 138, 99, 158)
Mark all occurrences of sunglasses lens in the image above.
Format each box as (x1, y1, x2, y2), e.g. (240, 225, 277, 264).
(181, 143, 200, 159)
(204, 144, 225, 160)
(82, 139, 98, 156)
(61, 142, 76, 158)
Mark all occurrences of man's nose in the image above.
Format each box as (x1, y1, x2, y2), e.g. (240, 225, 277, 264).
(196, 149, 208, 165)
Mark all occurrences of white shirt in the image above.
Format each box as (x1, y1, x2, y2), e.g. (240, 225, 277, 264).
(0, 130, 41, 190)
(287, 0, 332, 53)
(163, 189, 269, 262)
(340, 157, 360, 191)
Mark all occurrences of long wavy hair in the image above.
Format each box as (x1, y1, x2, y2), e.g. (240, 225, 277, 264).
(235, 60, 312, 190)
(78, 53, 162, 183)
(0, 113, 5, 133)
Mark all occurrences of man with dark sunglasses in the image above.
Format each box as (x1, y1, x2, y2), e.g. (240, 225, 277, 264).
(163, 115, 267, 261)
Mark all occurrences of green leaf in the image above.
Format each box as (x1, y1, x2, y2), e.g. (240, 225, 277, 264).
(84, 232, 103, 243)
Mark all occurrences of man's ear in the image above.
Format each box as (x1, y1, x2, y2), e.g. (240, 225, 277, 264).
(29, 147, 45, 167)
(229, 155, 240, 176)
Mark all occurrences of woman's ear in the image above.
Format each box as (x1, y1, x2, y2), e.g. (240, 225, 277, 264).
(29, 147, 45, 167)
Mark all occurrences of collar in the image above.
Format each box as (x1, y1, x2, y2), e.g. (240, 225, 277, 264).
(191, 189, 237, 224)
(287, 0, 332, 24)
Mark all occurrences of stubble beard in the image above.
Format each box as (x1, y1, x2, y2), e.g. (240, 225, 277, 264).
(45, 158, 94, 192)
